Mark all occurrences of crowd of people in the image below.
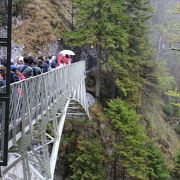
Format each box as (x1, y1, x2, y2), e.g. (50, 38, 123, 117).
(0, 53, 72, 87)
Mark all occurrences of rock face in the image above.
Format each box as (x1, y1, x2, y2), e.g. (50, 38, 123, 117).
(0, 28, 7, 60)
(80, 46, 97, 70)
(12, 0, 72, 53)
(11, 42, 24, 61)
(86, 93, 96, 107)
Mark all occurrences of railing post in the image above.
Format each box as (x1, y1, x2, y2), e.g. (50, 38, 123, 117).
(23, 80, 33, 138)
(12, 84, 18, 146)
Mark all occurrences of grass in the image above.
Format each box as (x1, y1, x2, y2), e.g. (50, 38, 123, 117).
(145, 102, 180, 168)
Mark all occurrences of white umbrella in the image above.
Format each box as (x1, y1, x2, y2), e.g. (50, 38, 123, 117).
(59, 50, 75, 56)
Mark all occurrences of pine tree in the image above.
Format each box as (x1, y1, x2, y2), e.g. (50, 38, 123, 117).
(146, 143, 170, 180)
(64, 0, 130, 98)
(105, 99, 148, 179)
(59, 120, 105, 180)
(69, 140, 105, 180)
(65, 0, 157, 107)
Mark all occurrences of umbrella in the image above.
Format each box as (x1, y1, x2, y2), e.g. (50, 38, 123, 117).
(59, 50, 75, 56)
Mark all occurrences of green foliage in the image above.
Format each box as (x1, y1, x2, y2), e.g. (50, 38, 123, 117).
(65, 0, 158, 106)
(163, 104, 174, 117)
(167, 90, 180, 98)
(174, 124, 180, 135)
(59, 120, 105, 180)
(106, 99, 148, 179)
(166, 90, 180, 107)
(164, 90, 180, 118)
(65, 0, 133, 97)
(156, 62, 175, 94)
(66, 0, 130, 49)
(172, 151, 180, 178)
(146, 143, 170, 180)
(58, 100, 171, 180)
(69, 140, 105, 180)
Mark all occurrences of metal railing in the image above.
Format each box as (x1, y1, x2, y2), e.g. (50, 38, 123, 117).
(1, 61, 89, 179)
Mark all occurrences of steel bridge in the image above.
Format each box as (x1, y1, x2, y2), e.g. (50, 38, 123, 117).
(0, 61, 89, 180)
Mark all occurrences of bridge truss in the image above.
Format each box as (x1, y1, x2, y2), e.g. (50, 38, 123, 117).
(0, 61, 89, 180)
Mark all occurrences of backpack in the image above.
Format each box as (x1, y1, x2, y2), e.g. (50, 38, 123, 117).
(33, 67, 37, 76)
(18, 73, 26, 80)
(32, 67, 41, 76)
(19, 65, 28, 79)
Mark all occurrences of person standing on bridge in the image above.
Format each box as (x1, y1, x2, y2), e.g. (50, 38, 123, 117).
(17, 56, 33, 78)
(10, 65, 25, 82)
(57, 55, 68, 67)
(15, 56, 24, 66)
(0, 65, 6, 86)
(31, 58, 42, 76)
(65, 54, 72, 65)
(49, 55, 57, 69)
(37, 55, 49, 72)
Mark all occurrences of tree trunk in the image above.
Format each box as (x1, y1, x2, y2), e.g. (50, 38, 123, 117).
(71, 3, 74, 31)
(95, 45, 101, 98)
(113, 159, 117, 180)
(122, 167, 125, 180)
(110, 72, 115, 99)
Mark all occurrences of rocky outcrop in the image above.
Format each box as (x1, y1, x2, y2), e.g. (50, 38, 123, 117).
(12, 0, 72, 54)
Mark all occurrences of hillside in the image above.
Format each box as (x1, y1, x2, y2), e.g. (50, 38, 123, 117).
(12, 0, 72, 53)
